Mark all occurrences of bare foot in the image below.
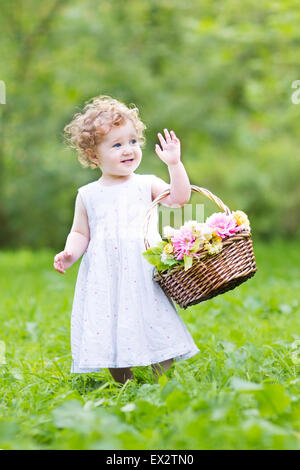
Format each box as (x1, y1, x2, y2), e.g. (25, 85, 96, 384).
(109, 367, 134, 384)
(151, 358, 174, 381)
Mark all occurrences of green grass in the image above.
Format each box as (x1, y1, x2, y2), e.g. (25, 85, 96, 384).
(0, 237, 300, 449)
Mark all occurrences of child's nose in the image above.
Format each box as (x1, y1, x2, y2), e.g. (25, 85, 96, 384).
(123, 146, 131, 155)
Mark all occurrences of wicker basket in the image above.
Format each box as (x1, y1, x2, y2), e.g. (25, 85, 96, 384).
(143, 185, 258, 309)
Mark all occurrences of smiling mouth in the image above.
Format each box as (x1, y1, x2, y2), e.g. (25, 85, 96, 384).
(121, 158, 134, 163)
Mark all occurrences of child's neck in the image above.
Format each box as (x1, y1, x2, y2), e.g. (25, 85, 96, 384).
(98, 173, 135, 186)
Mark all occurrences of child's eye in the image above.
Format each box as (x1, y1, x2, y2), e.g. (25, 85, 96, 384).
(113, 139, 136, 148)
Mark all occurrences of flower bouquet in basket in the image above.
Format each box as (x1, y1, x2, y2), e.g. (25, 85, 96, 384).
(142, 186, 257, 309)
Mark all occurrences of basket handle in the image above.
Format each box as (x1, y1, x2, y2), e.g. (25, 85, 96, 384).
(143, 185, 232, 250)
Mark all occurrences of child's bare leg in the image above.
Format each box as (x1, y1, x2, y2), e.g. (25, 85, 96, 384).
(151, 358, 174, 379)
(109, 367, 134, 384)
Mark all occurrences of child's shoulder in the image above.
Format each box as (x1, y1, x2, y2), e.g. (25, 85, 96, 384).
(135, 173, 158, 191)
(76, 181, 99, 210)
(77, 180, 99, 192)
(136, 173, 166, 188)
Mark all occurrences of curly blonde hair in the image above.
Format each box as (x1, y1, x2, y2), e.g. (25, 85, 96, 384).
(64, 95, 147, 169)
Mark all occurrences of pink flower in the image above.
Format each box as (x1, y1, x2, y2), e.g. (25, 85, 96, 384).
(206, 212, 238, 239)
(171, 228, 196, 260)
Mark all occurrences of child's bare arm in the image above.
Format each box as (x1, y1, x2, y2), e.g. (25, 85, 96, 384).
(65, 193, 90, 258)
(54, 193, 90, 274)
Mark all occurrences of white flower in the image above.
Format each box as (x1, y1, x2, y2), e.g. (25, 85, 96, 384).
(121, 403, 136, 412)
(183, 220, 198, 232)
(182, 220, 213, 241)
(161, 251, 173, 262)
(194, 223, 214, 241)
(163, 225, 177, 238)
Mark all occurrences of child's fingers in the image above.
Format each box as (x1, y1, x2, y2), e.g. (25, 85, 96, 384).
(54, 254, 65, 272)
(58, 264, 65, 274)
(155, 144, 164, 159)
(157, 132, 166, 148)
(164, 128, 171, 142)
(54, 251, 71, 274)
(170, 130, 179, 142)
(54, 258, 62, 268)
(54, 261, 65, 274)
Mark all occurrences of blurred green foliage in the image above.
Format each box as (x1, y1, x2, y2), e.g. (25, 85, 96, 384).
(0, 0, 300, 248)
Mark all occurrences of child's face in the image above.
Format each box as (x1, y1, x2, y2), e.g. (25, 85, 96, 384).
(95, 119, 142, 177)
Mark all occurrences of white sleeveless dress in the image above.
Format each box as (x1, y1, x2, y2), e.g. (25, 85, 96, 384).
(70, 172, 200, 372)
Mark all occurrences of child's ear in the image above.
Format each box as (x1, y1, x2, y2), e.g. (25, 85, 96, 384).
(90, 155, 100, 168)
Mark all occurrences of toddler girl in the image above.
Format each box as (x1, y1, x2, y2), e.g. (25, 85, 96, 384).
(54, 95, 199, 384)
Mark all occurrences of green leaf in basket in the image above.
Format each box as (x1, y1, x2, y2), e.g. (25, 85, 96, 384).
(142, 251, 162, 266)
(184, 254, 193, 271)
(144, 241, 185, 274)
(156, 262, 170, 272)
(142, 242, 167, 266)
(142, 242, 167, 255)
(157, 241, 168, 250)
(162, 258, 178, 268)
